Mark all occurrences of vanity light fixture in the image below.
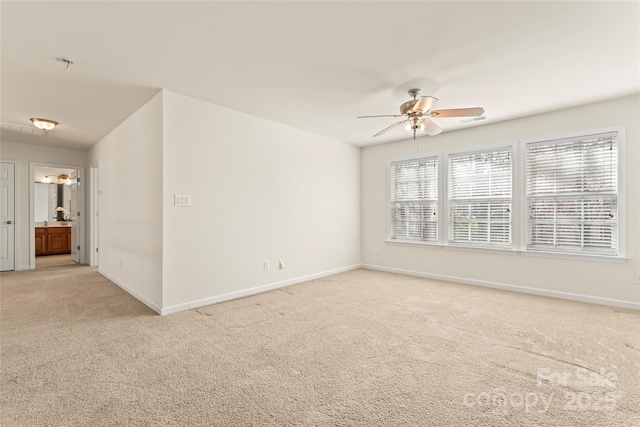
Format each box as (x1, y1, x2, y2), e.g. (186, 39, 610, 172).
(30, 118, 58, 131)
(55, 174, 69, 184)
(41, 176, 52, 184)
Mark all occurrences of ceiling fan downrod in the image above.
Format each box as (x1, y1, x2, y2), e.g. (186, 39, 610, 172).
(408, 88, 421, 100)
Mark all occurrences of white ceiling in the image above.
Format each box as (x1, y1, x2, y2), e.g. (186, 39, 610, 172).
(1, 2, 638, 150)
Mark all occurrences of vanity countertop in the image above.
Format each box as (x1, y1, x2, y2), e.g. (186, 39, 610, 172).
(36, 224, 72, 228)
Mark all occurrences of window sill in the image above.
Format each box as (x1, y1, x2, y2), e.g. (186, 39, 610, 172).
(386, 239, 516, 255)
(386, 239, 442, 249)
(386, 239, 628, 262)
(520, 250, 628, 264)
(444, 244, 517, 255)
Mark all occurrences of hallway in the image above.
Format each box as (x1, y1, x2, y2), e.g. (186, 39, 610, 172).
(35, 254, 76, 269)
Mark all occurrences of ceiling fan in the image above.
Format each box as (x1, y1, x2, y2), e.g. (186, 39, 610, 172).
(358, 89, 485, 140)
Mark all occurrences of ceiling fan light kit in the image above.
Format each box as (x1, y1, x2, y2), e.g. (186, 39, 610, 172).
(405, 122, 425, 132)
(358, 88, 485, 140)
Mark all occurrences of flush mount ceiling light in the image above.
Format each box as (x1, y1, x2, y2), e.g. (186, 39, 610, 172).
(30, 118, 59, 131)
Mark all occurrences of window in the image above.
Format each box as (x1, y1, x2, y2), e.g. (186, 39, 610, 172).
(525, 131, 619, 256)
(448, 147, 513, 247)
(385, 126, 624, 261)
(389, 156, 438, 242)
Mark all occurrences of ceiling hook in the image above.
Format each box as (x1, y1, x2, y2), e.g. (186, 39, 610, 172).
(56, 57, 74, 71)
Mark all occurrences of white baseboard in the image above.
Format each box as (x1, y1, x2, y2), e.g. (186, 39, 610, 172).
(97, 262, 638, 315)
(160, 264, 362, 316)
(98, 269, 162, 315)
(17, 265, 32, 271)
(362, 264, 640, 311)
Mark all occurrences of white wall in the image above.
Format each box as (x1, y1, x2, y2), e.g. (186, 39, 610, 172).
(0, 140, 87, 269)
(87, 91, 164, 311)
(361, 95, 640, 307)
(161, 90, 361, 311)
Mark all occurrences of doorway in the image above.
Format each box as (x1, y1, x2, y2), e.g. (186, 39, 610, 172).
(30, 162, 85, 269)
(90, 165, 99, 267)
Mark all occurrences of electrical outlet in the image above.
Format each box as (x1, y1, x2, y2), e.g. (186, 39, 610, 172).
(263, 261, 269, 271)
(279, 259, 284, 269)
(636, 273, 640, 285)
(374, 248, 379, 256)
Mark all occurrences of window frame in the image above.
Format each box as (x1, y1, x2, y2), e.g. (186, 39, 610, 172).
(520, 125, 626, 260)
(383, 126, 626, 263)
(386, 152, 442, 246)
(444, 142, 518, 251)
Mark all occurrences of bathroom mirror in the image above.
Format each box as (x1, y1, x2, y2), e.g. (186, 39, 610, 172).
(34, 183, 71, 223)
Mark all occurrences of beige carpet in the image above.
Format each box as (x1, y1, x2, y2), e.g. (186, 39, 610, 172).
(35, 254, 76, 269)
(1, 265, 638, 426)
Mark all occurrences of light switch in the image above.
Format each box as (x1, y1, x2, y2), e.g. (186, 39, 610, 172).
(174, 195, 191, 206)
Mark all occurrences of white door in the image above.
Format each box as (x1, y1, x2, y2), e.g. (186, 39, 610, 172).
(0, 162, 16, 271)
(69, 170, 80, 263)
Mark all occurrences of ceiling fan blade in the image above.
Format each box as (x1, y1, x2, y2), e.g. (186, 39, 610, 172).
(412, 96, 439, 113)
(373, 120, 407, 137)
(430, 107, 484, 118)
(422, 118, 443, 136)
(358, 114, 404, 119)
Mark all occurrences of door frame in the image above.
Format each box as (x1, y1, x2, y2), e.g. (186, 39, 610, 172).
(90, 164, 99, 267)
(0, 160, 19, 271)
(29, 162, 85, 269)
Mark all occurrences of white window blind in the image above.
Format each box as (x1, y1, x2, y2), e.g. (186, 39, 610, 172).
(389, 157, 438, 242)
(526, 132, 618, 255)
(448, 148, 512, 246)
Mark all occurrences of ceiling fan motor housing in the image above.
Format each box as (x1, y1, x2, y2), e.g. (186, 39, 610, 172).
(401, 89, 426, 115)
(400, 100, 420, 115)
